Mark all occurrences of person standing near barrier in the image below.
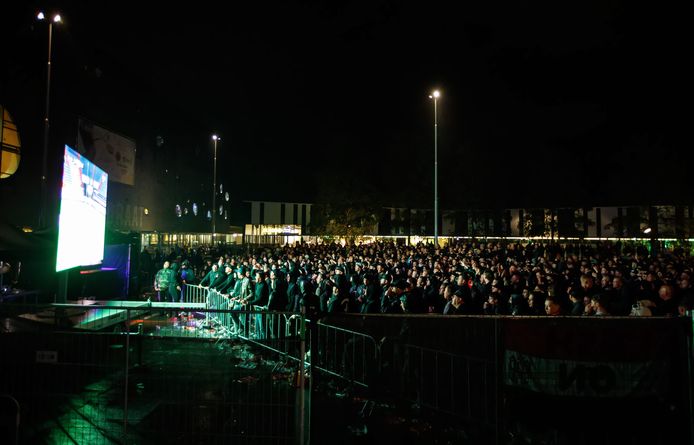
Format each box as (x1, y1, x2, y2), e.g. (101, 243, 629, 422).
(286, 273, 301, 312)
(178, 260, 196, 303)
(199, 263, 220, 288)
(544, 295, 563, 316)
(358, 274, 380, 313)
(154, 261, 177, 316)
(267, 269, 288, 311)
(168, 260, 180, 304)
(296, 278, 321, 369)
(443, 289, 468, 315)
(216, 264, 236, 295)
(246, 271, 269, 338)
(229, 266, 252, 334)
(261, 270, 288, 339)
(199, 258, 214, 281)
(316, 272, 332, 313)
(209, 264, 229, 290)
(154, 260, 175, 303)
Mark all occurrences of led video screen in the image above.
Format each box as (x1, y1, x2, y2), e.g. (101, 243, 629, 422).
(56, 145, 108, 272)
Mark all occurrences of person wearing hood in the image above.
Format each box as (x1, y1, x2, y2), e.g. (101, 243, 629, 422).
(178, 260, 196, 302)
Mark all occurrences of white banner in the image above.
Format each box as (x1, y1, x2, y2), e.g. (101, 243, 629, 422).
(77, 119, 136, 185)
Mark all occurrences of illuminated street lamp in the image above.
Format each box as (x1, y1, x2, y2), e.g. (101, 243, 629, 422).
(37, 11, 62, 228)
(211, 134, 220, 242)
(428, 90, 440, 246)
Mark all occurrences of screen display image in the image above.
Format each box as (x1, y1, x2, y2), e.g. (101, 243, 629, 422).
(56, 145, 108, 272)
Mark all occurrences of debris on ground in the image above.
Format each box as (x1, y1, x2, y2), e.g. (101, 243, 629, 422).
(235, 375, 259, 384)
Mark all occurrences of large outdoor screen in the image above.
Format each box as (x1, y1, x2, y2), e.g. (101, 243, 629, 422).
(56, 145, 108, 272)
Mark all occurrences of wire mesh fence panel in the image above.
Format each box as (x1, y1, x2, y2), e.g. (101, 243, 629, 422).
(388, 343, 497, 428)
(313, 321, 380, 388)
(124, 336, 301, 445)
(0, 304, 309, 445)
(0, 331, 129, 444)
(128, 307, 308, 444)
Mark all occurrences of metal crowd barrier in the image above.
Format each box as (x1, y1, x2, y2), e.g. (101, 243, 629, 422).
(202, 288, 304, 343)
(394, 343, 497, 427)
(182, 283, 208, 304)
(313, 321, 381, 388)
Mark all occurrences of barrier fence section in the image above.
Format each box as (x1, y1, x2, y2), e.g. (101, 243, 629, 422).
(312, 322, 380, 388)
(0, 303, 309, 445)
(202, 287, 305, 344)
(182, 283, 207, 304)
(312, 315, 694, 445)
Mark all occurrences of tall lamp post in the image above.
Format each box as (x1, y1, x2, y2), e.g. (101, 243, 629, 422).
(429, 90, 440, 246)
(37, 11, 62, 229)
(211, 134, 220, 243)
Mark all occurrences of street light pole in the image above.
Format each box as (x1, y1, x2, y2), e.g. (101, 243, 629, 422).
(212, 134, 220, 243)
(429, 90, 440, 246)
(37, 11, 62, 229)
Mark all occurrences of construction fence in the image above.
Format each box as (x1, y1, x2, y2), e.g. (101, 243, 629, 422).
(0, 303, 309, 445)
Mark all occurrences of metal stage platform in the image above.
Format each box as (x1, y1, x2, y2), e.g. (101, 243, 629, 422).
(17, 300, 207, 331)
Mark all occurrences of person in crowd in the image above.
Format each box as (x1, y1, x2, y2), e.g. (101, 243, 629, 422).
(483, 293, 502, 315)
(508, 293, 528, 316)
(199, 257, 214, 280)
(266, 269, 288, 311)
(245, 271, 269, 338)
(590, 294, 610, 316)
(172, 259, 196, 316)
(654, 284, 678, 317)
(568, 289, 584, 316)
(154, 260, 175, 303)
(316, 272, 332, 313)
(544, 295, 563, 316)
(286, 272, 301, 312)
(209, 264, 229, 290)
(177, 260, 196, 303)
(382, 280, 407, 314)
(216, 264, 236, 295)
(359, 274, 381, 314)
(444, 289, 469, 315)
(229, 266, 253, 334)
(200, 263, 220, 288)
(607, 276, 631, 316)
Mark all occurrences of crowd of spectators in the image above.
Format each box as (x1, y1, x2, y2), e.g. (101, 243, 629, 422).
(141, 240, 694, 317)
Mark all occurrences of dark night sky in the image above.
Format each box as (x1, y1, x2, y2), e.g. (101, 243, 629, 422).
(1, 1, 689, 218)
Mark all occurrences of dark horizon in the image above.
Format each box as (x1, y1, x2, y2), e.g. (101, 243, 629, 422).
(1, 1, 689, 228)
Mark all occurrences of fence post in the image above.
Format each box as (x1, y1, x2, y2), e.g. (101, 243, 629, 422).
(494, 317, 502, 445)
(0, 395, 19, 445)
(298, 307, 307, 445)
(124, 308, 130, 438)
(687, 313, 694, 445)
